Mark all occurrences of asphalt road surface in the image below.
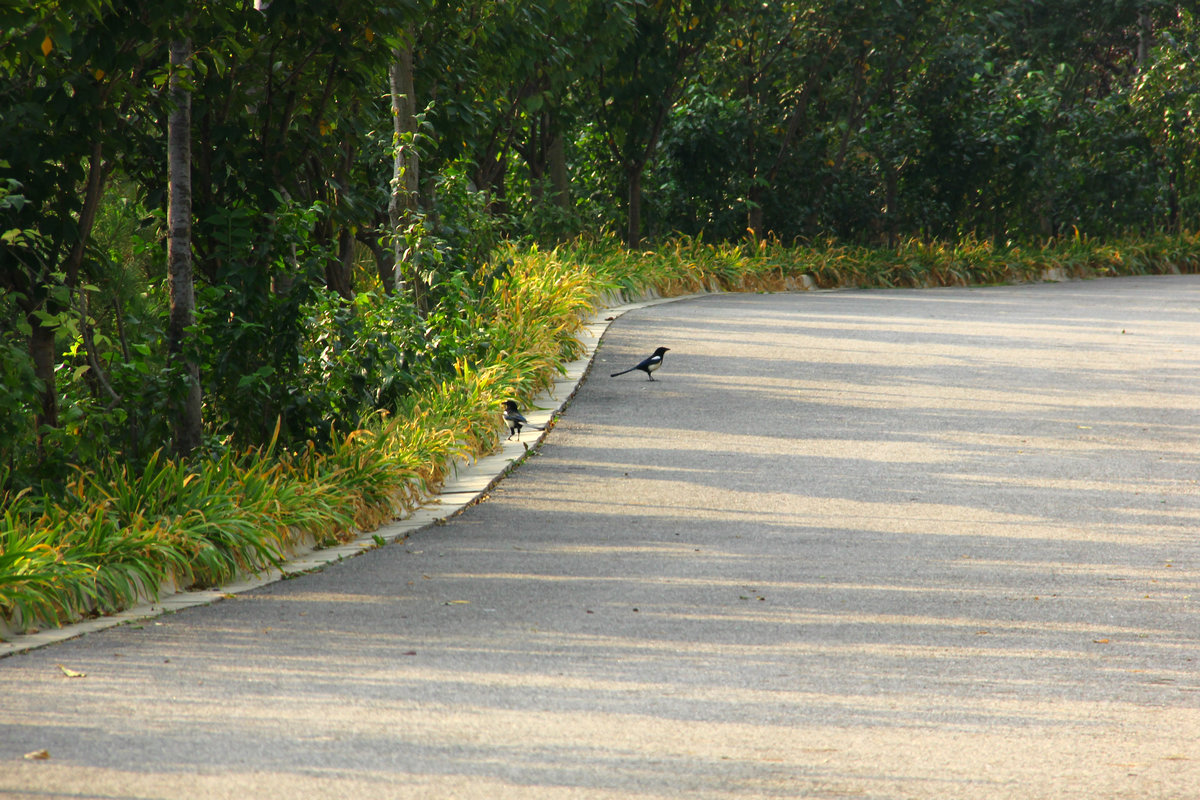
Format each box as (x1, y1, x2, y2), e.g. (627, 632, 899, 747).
(2, 276, 1198, 799)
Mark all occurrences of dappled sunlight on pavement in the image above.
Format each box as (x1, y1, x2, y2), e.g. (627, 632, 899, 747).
(1, 276, 1198, 799)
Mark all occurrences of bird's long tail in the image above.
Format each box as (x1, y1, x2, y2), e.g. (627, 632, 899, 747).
(610, 367, 635, 377)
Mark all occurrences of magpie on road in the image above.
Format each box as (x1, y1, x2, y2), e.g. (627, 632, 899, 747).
(610, 346, 670, 381)
(504, 400, 544, 441)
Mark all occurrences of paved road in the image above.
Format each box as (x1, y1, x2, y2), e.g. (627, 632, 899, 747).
(2, 276, 1199, 799)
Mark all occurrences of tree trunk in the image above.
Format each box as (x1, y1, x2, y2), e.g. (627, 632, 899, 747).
(1136, 11, 1153, 73)
(324, 138, 356, 301)
(626, 167, 643, 248)
(547, 131, 571, 213)
(487, 156, 508, 216)
(29, 315, 57, 446)
(29, 141, 111, 448)
(167, 38, 202, 458)
(358, 224, 395, 289)
(749, 42, 835, 239)
(326, 225, 355, 299)
(883, 160, 899, 248)
(747, 185, 765, 241)
(65, 140, 108, 287)
(389, 40, 425, 311)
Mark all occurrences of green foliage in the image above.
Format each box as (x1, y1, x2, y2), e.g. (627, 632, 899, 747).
(651, 84, 753, 239)
(0, 292, 38, 474)
(0, 489, 97, 629)
(1130, 7, 1200, 231)
(294, 288, 422, 445)
(6, 0, 1200, 634)
(0, 243, 600, 633)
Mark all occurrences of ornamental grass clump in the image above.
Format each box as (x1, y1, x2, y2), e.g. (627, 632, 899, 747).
(0, 437, 361, 632)
(485, 248, 597, 363)
(0, 495, 100, 630)
(0, 481, 187, 628)
(83, 443, 351, 587)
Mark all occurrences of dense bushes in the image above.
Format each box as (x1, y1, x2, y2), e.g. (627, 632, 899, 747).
(6, 3, 1200, 489)
(4, 1, 1200, 636)
(0, 238, 599, 635)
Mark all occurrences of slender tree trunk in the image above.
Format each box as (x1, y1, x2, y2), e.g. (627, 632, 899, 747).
(488, 156, 508, 216)
(65, 141, 108, 286)
(626, 167, 643, 248)
(78, 288, 119, 405)
(1136, 10, 1153, 72)
(749, 42, 835, 239)
(167, 38, 202, 458)
(516, 112, 571, 217)
(30, 132, 111, 453)
(389, 40, 425, 311)
(327, 225, 355, 298)
(358, 224, 395, 289)
(883, 159, 899, 248)
(29, 317, 57, 445)
(325, 141, 356, 301)
(748, 185, 765, 241)
(547, 131, 571, 213)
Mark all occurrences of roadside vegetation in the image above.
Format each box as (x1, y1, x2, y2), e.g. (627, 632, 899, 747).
(3, 2, 1200, 634)
(5, 233, 1198, 635)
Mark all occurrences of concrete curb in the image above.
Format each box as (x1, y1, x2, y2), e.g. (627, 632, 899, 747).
(0, 292, 705, 659)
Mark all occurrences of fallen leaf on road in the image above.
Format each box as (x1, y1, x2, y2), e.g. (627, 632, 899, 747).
(1093, 638, 1110, 644)
(24, 750, 50, 760)
(443, 600, 469, 605)
(57, 664, 86, 678)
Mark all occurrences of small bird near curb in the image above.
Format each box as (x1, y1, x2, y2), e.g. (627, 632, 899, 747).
(504, 400, 545, 441)
(611, 346, 670, 381)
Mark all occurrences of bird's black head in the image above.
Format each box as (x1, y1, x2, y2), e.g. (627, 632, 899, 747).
(504, 399, 519, 412)
(654, 346, 670, 355)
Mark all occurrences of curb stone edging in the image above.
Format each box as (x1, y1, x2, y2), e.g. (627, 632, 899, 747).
(0, 292, 706, 659)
